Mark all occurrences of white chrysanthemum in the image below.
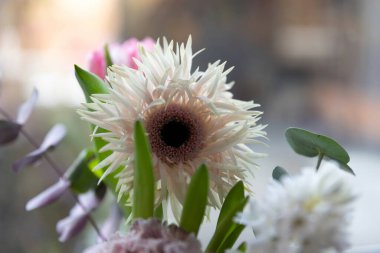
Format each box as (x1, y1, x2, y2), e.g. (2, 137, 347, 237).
(79, 36, 266, 219)
(236, 163, 355, 253)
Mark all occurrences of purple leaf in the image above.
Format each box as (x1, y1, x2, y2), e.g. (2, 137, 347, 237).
(16, 89, 38, 125)
(26, 178, 70, 211)
(57, 212, 88, 242)
(0, 120, 21, 145)
(56, 190, 103, 242)
(12, 124, 66, 172)
(40, 124, 66, 150)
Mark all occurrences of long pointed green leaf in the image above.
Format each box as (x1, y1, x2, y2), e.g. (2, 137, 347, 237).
(216, 224, 245, 253)
(133, 121, 155, 219)
(75, 64, 110, 156)
(75, 65, 132, 217)
(104, 44, 113, 68)
(180, 164, 209, 235)
(74, 65, 108, 103)
(217, 181, 245, 225)
(154, 203, 163, 220)
(206, 197, 248, 252)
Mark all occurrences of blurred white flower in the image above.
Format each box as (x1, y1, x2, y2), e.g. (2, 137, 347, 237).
(236, 163, 355, 253)
(83, 219, 202, 253)
(79, 36, 266, 219)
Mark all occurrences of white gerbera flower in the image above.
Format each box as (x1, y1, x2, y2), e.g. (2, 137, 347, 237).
(78, 36, 266, 219)
(236, 163, 355, 253)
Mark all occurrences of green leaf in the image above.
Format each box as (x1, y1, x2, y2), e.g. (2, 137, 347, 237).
(133, 120, 155, 219)
(206, 197, 248, 252)
(217, 181, 245, 225)
(74, 64, 108, 103)
(216, 224, 245, 253)
(180, 164, 209, 236)
(272, 166, 289, 181)
(75, 65, 132, 217)
(336, 161, 355, 175)
(154, 203, 163, 220)
(285, 128, 353, 173)
(65, 149, 98, 193)
(237, 242, 247, 252)
(104, 44, 113, 68)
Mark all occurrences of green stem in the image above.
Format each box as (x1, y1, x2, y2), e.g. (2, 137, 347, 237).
(316, 152, 324, 171)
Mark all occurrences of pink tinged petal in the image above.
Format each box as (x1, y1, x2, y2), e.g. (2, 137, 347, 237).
(16, 88, 38, 125)
(56, 190, 104, 242)
(26, 178, 70, 211)
(12, 124, 66, 172)
(0, 120, 21, 145)
(120, 37, 155, 69)
(141, 37, 155, 49)
(88, 49, 106, 79)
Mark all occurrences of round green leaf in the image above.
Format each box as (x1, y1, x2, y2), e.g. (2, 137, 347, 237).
(285, 128, 350, 164)
(272, 166, 289, 181)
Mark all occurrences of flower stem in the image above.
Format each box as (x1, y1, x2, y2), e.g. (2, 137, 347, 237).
(0, 106, 107, 242)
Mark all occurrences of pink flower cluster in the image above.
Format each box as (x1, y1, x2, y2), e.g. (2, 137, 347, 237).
(88, 37, 155, 79)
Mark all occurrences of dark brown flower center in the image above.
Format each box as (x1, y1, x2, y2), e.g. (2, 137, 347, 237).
(160, 120, 191, 148)
(145, 104, 205, 164)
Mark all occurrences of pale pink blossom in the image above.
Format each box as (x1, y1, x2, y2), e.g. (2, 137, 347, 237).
(88, 37, 155, 79)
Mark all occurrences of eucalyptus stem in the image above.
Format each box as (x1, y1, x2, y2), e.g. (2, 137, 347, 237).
(316, 152, 324, 171)
(0, 106, 106, 242)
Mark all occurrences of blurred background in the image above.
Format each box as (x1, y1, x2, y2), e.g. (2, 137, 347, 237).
(1, 0, 380, 252)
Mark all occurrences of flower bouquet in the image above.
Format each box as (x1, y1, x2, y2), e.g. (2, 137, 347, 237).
(0, 36, 356, 253)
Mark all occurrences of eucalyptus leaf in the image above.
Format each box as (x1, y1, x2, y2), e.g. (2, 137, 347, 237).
(133, 120, 155, 219)
(206, 197, 248, 252)
(217, 181, 244, 225)
(65, 149, 98, 193)
(272, 166, 289, 181)
(180, 164, 208, 236)
(285, 128, 349, 163)
(336, 161, 355, 175)
(285, 128, 353, 173)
